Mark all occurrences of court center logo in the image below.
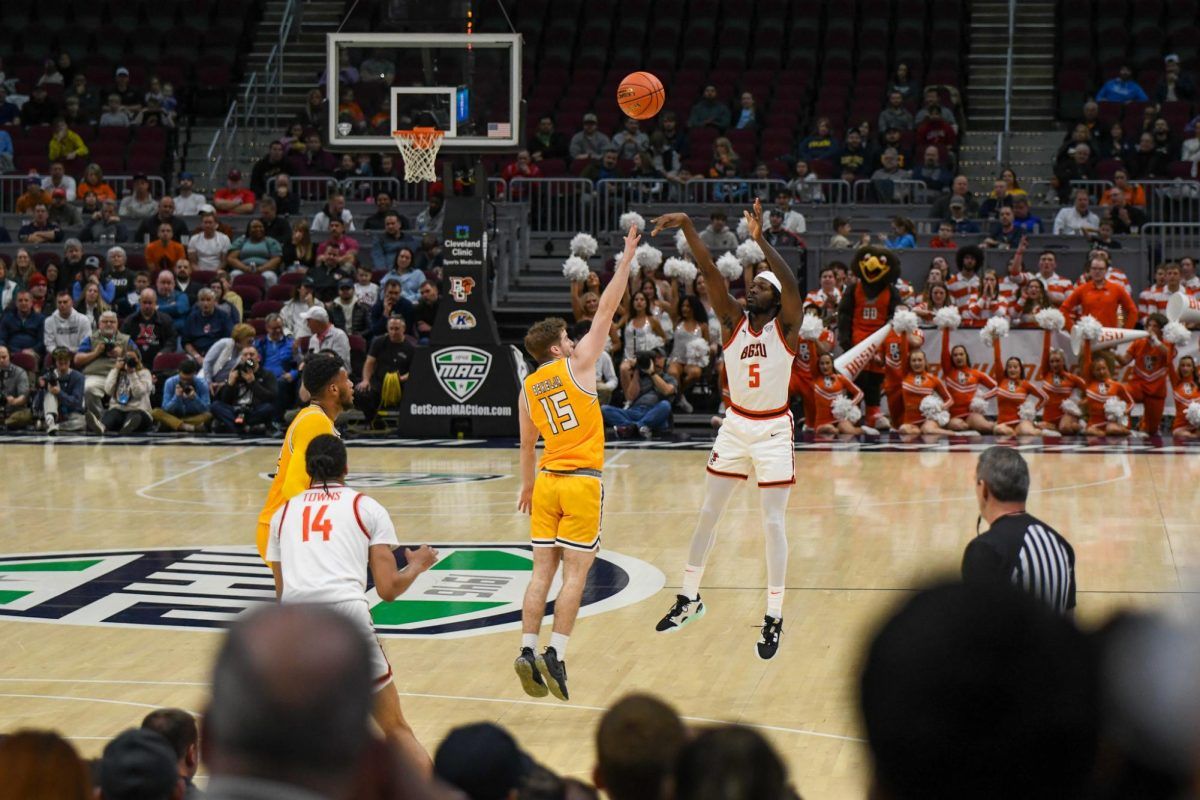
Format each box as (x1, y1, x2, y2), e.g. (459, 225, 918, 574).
(433, 346, 491, 402)
(0, 546, 665, 638)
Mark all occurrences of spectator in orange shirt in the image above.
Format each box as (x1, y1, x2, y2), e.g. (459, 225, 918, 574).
(78, 163, 117, 203)
(1060, 256, 1139, 329)
(144, 222, 188, 273)
(213, 169, 256, 215)
(15, 177, 51, 213)
(1100, 169, 1146, 208)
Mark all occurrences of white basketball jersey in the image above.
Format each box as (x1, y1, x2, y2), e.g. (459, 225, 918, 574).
(266, 484, 400, 605)
(722, 315, 794, 416)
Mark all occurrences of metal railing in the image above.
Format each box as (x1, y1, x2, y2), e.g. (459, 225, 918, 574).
(288, 176, 404, 203)
(684, 178, 788, 203)
(206, 100, 240, 190)
(1001, 0, 1016, 148)
(1140, 223, 1200, 268)
(509, 177, 594, 235)
(1139, 179, 1200, 225)
(243, 0, 299, 130)
(0, 175, 167, 214)
(852, 178, 932, 205)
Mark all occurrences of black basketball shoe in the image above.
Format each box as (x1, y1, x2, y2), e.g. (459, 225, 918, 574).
(514, 647, 548, 698)
(655, 594, 706, 633)
(756, 615, 783, 660)
(535, 646, 569, 701)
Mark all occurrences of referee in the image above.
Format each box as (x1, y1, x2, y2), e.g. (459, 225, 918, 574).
(962, 447, 1076, 615)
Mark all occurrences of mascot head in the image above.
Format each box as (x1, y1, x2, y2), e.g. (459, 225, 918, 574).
(851, 245, 902, 298)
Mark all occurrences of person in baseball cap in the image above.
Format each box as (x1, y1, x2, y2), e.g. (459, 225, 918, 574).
(434, 723, 533, 800)
(301, 305, 329, 324)
(99, 728, 182, 800)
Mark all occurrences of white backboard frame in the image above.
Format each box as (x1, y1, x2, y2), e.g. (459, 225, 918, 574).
(388, 86, 458, 137)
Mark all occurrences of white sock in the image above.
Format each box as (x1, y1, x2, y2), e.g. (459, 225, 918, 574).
(681, 564, 705, 601)
(549, 632, 569, 660)
(522, 633, 537, 651)
(767, 586, 785, 620)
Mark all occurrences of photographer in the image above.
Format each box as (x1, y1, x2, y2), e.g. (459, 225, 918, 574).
(152, 358, 212, 433)
(98, 347, 153, 435)
(0, 345, 32, 429)
(202, 323, 258, 395)
(210, 346, 278, 434)
(601, 347, 677, 440)
(74, 310, 135, 429)
(34, 347, 85, 433)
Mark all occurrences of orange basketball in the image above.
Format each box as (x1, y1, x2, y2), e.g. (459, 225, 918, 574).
(617, 71, 666, 120)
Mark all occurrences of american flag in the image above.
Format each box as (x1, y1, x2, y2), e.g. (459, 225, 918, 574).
(487, 122, 512, 138)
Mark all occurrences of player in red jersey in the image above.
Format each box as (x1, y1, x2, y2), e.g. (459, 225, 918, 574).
(940, 334, 996, 433)
(1113, 313, 1170, 434)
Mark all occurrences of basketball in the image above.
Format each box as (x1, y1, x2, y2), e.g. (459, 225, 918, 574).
(617, 71, 666, 120)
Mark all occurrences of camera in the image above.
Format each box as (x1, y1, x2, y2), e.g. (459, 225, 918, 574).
(101, 338, 117, 356)
(238, 360, 256, 374)
(635, 351, 654, 373)
(42, 370, 58, 387)
(124, 355, 138, 369)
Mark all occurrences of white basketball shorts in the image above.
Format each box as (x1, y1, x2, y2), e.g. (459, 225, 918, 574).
(706, 409, 795, 487)
(327, 598, 394, 691)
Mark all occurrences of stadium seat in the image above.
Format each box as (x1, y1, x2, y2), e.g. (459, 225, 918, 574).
(266, 285, 294, 302)
(250, 300, 283, 318)
(152, 352, 189, 374)
(10, 351, 38, 375)
(233, 272, 267, 293)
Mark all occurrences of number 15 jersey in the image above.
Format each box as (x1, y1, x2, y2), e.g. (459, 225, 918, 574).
(266, 485, 399, 605)
(524, 357, 604, 472)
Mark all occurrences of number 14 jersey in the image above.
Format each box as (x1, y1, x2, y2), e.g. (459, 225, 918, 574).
(524, 357, 605, 472)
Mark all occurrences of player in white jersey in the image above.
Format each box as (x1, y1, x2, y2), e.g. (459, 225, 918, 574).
(651, 199, 803, 659)
(267, 434, 439, 771)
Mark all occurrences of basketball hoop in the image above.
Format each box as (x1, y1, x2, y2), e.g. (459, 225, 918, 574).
(392, 128, 444, 184)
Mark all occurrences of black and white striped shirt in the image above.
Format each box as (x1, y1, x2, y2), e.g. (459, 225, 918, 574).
(962, 512, 1076, 614)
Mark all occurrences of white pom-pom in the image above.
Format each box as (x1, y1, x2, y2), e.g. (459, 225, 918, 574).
(685, 337, 710, 367)
(1075, 315, 1103, 343)
(891, 308, 919, 334)
(716, 252, 743, 281)
(1104, 396, 1128, 424)
(674, 230, 691, 257)
(736, 239, 764, 267)
(569, 232, 597, 258)
(933, 305, 962, 330)
(619, 211, 646, 234)
(919, 393, 949, 426)
(635, 244, 663, 273)
(1061, 397, 1084, 418)
(1035, 308, 1065, 332)
(980, 315, 1011, 346)
(969, 393, 989, 415)
(832, 394, 862, 423)
(663, 257, 697, 284)
(562, 256, 590, 283)
(800, 314, 824, 341)
(1018, 396, 1039, 422)
(736, 216, 750, 241)
(1163, 321, 1191, 346)
(1185, 401, 1200, 429)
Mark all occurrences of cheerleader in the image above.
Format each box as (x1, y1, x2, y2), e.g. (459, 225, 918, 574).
(667, 296, 712, 413)
(965, 269, 1004, 323)
(621, 291, 671, 374)
(1034, 331, 1087, 435)
(897, 349, 956, 435)
(1167, 352, 1200, 439)
(1112, 313, 1170, 434)
(788, 313, 836, 430)
(882, 315, 925, 431)
(811, 353, 870, 435)
(913, 283, 954, 322)
(940, 335, 997, 433)
(990, 337, 1047, 436)
(1078, 338, 1135, 437)
(570, 270, 603, 321)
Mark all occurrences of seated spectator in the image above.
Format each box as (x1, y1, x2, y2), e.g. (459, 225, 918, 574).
(282, 279, 319, 337)
(1053, 142, 1095, 203)
(202, 322, 258, 393)
(44, 291, 92, 354)
(602, 347, 675, 439)
(773, 190, 807, 234)
(699, 211, 738, 251)
(0, 128, 13, 173)
(798, 117, 839, 161)
(353, 265, 379, 307)
(1053, 189, 1100, 236)
(250, 141, 289, 198)
(687, 85, 731, 130)
(929, 221, 958, 249)
(0, 291, 45, 357)
(528, 115, 569, 162)
(871, 148, 913, 202)
(1011, 196, 1043, 234)
(1096, 64, 1149, 103)
(763, 209, 804, 248)
(1156, 53, 1196, 103)
(135, 197, 189, 243)
(98, 92, 131, 126)
(1151, 117, 1179, 161)
(316, 219, 360, 275)
(174, 259, 201, 304)
(48, 188, 82, 227)
(117, 174, 157, 220)
(787, 160, 824, 204)
(300, 306, 351, 366)
(80, 198, 130, 243)
(27, 274, 51, 314)
(253, 196, 291, 242)
(228, 219, 284, 286)
(255, 313, 298, 414)
(931, 175, 978, 218)
(983, 206, 1022, 249)
(915, 106, 956, 157)
(42, 161, 78, 200)
(413, 280, 439, 343)
(8, 249, 38, 292)
(879, 90, 915, 132)
(22, 84, 59, 126)
(378, 247, 426, 305)
(108, 66, 143, 115)
(116, 269, 149, 318)
(354, 315, 413, 423)
(287, 132, 338, 176)
(0, 345, 32, 429)
(211, 275, 242, 322)
(415, 232, 444, 277)
(34, 347, 86, 433)
(674, 726, 794, 800)
(1101, 169, 1147, 208)
(182, 288, 235, 359)
(75, 309, 134, 421)
(370, 212, 418, 270)
(1126, 132, 1169, 180)
(734, 92, 757, 129)
(96, 346, 153, 434)
(947, 196, 983, 234)
(828, 217, 857, 248)
(210, 346, 278, 433)
(282, 219, 317, 272)
(0, 260, 17, 310)
(48, 118, 88, 164)
(435, 723, 556, 800)
(79, 163, 117, 203)
(881, 216, 917, 249)
(188, 212, 232, 270)
(360, 192, 400, 231)
(155, 270, 191, 332)
(311, 190, 355, 232)
(416, 193, 445, 233)
(75, 279, 112, 328)
(145, 222, 188, 273)
(213, 169, 256, 215)
(152, 359, 212, 433)
(911, 146, 954, 192)
(173, 172, 207, 216)
(0, 85, 20, 125)
(141, 708, 202, 798)
(837, 129, 871, 179)
(612, 118, 650, 160)
(914, 86, 959, 130)
(1091, 219, 1123, 251)
(1103, 187, 1147, 235)
(329, 279, 371, 338)
(15, 177, 50, 214)
(19, 203, 64, 245)
(122, 288, 177, 367)
(370, 281, 413, 337)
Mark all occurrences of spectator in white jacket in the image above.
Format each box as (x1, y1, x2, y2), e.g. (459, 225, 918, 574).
(43, 291, 93, 354)
(310, 192, 356, 232)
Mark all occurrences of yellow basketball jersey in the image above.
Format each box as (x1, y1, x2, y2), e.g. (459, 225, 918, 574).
(523, 357, 604, 472)
(255, 405, 337, 559)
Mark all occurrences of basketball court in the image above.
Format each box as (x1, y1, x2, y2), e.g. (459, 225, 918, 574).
(1, 437, 1195, 798)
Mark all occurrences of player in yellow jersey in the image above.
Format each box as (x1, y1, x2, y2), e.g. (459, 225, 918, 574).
(256, 353, 355, 565)
(513, 225, 639, 701)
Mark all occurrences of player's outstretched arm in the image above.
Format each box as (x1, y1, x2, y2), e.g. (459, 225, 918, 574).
(573, 226, 640, 370)
(651, 212, 741, 337)
(369, 544, 439, 602)
(746, 198, 802, 337)
(517, 391, 537, 514)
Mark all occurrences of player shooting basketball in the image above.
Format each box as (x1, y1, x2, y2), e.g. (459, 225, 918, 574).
(651, 199, 803, 660)
(513, 225, 641, 701)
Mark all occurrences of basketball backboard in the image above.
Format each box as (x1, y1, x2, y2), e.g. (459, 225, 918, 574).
(325, 32, 521, 153)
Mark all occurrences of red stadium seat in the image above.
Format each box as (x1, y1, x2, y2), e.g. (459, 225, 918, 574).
(10, 351, 38, 375)
(250, 300, 283, 318)
(247, 318, 267, 336)
(232, 272, 267, 293)
(152, 352, 189, 374)
(232, 285, 262, 307)
(266, 284, 294, 302)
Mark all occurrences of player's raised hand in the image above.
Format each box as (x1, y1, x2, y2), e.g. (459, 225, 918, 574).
(650, 213, 691, 236)
(517, 484, 533, 514)
(623, 224, 641, 253)
(405, 545, 439, 573)
(744, 198, 764, 240)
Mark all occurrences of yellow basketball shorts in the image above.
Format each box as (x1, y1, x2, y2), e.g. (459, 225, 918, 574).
(530, 470, 604, 552)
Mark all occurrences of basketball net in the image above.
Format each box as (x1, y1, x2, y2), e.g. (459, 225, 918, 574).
(392, 128, 444, 183)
